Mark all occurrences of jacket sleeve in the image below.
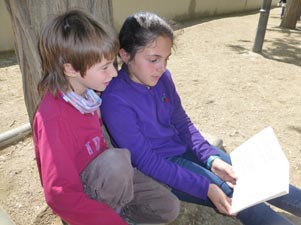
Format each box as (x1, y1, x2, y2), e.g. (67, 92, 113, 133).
(101, 93, 211, 200)
(33, 117, 126, 225)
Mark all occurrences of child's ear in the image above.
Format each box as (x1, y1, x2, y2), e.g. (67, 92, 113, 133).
(119, 48, 130, 64)
(63, 63, 78, 77)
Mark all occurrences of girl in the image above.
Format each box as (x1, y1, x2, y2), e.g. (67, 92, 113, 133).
(101, 11, 301, 225)
(34, 9, 179, 225)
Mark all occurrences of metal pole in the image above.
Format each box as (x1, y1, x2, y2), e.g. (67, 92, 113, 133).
(0, 123, 31, 150)
(252, 0, 272, 53)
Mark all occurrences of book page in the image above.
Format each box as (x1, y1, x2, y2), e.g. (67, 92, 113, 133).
(230, 126, 289, 214)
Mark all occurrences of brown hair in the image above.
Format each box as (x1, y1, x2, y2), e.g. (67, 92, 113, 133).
(38, 9, 119, 96)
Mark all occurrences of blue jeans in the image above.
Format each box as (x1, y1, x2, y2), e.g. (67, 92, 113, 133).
(168, 148, 301, 225)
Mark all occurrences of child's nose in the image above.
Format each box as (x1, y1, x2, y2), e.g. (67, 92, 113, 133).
(157, 60, 166, 73)
(110, 64, 118, 77)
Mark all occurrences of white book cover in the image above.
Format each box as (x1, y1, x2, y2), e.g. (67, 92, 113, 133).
(230, 126, 290, 214)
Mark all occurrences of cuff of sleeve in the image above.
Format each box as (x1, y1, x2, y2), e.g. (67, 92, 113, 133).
(206, 155, 221, 170)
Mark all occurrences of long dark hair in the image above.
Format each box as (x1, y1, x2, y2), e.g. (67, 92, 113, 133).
(119, 11, 174, 60)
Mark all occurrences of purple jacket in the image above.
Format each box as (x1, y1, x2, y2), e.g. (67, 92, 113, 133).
(101, 64, 219, 199)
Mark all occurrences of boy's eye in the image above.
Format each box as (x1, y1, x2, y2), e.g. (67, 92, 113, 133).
(101, 62, 113, 70)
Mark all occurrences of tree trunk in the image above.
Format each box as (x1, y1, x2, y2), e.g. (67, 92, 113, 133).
(4, 0, 113, 124)
(280, 0, 301, 29)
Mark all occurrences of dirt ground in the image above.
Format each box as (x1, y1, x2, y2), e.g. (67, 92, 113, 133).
(0, 7, 300, 225)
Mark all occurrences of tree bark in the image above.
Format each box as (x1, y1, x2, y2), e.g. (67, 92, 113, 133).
(280, 0, 301, 29)
(4, 0, 113, 124)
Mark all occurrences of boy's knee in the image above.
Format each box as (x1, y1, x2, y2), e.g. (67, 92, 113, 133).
(81, 148, 133, 189)
(102, 149, 133, 181)
(102, 148, 131, 160)
(102, 148, 131, 169)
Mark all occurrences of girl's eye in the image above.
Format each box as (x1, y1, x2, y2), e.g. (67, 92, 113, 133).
(150, 58, 158, 63)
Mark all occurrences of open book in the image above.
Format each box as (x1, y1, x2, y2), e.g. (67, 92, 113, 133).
(230, 126, 290, 214)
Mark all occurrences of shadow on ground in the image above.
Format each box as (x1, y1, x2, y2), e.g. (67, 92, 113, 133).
(227, 26, 301, 67)
(262, 26, 301, 66)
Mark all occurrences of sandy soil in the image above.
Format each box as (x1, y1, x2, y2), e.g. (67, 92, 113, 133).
(0, 8, 300, 225)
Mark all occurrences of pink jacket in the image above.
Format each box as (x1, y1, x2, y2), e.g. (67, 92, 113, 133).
(33, 92, 126, 225)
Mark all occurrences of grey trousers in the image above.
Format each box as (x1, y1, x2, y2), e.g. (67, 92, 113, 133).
(80, 148, 180, 224)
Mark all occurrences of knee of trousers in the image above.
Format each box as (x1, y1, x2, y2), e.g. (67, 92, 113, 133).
(101, 148, 133, 180)
(81, 148, 134, 209)
(82, 148, 134, 186)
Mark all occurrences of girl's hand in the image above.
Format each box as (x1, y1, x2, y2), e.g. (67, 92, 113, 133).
(211, 158, 237, 188)
(208, 183, 233, 215)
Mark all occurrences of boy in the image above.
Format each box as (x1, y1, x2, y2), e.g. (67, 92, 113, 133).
(34, 9, 179, 225)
